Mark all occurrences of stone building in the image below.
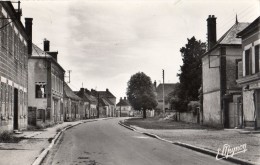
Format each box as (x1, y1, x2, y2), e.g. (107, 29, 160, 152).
(237, 16, 260, 129)
(116, 97, 133, 117)
(64, 83, 82, 121)
(0, 2, 30, 131)
(91, 89, 116, 117)
(28, 40, 65, 126)
(201, 15, 249, 128)
(75, 88, 97, 119)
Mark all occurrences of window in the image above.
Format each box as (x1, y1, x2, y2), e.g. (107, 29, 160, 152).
(35, 82, 46, 98)
(245, 49, 251, 76)
(256, 45, 260, 73)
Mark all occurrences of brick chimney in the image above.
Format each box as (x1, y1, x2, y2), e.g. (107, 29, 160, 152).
(207, 15, 217, 50)
(25, 18, 33, 57)
(44, 39, 50, 51)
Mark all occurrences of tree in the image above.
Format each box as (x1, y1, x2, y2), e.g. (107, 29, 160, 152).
(175, 36, 206, 112)
(126, 72, 157, 118)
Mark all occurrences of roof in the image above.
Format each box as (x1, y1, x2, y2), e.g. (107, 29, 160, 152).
(116, 98, 131, 106)
(91, 89, 116, 98)
(30, 43, 65, 72)
(76, 89, 98, 104)
(202, 22, 250, 57)
(64, 83, 82, 101)
(218, 22, 250, 45)
(237, 16, 260, 37)
(156, 83, 176, 99)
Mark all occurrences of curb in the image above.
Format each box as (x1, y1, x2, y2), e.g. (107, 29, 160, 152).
(118, 121, 260, 165)
(31, 118, 110, 165)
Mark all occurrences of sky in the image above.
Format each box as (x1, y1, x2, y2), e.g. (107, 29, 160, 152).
(19, 0, 260, 101)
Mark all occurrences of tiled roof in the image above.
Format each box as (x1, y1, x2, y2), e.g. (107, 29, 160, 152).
(64, 83, 82, 101)
(218, 22, 250, 45)
(116, 99, 131, 106)
(75, 89, 97, 104)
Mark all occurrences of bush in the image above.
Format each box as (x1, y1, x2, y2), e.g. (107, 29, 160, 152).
(188, 101, 200, 113)
(0, 131, 21, 143)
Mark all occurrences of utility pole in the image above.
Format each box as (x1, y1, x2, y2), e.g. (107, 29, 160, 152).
(162, 69, 165, 115)
(97, 92, 100, 118)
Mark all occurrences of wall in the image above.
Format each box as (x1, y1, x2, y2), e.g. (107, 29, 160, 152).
(243, 90, 255, 127)
(28, 59, 48, 109)
(202, 48, 222, 127)
(0, 3, 28, 131)
(178, 112, 198, 124)
(203, 91, 222, 127)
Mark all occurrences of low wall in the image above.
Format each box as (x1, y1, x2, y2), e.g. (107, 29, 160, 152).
(177, 112, 198, 124)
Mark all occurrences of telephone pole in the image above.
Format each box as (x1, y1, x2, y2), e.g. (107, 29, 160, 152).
(162, 69, 165, 115)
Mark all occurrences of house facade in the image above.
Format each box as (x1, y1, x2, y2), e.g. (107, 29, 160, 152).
(91, 89, 116, 117)
(0, 2, 29, 131)
(76, 88, 97, 119)
(28, 40, 65, 126)
(237, 16, 260, 129)
(155, 82, 176, 111)
(64, 83, 82, 121)
(202, 15, 249, 128)
(116, 97, 133, 117)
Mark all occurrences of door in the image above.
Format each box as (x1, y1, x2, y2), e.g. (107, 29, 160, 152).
(13, 88, 18, 130)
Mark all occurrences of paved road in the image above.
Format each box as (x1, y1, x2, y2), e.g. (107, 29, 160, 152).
(43, 118, 234, 165)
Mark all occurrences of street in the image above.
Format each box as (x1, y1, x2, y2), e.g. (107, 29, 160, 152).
(42, 118, 234, 165)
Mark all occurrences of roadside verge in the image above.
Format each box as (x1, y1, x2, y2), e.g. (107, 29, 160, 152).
(118, 121, 260, 165)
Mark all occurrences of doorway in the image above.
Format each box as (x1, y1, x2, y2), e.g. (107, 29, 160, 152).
(13, 88, 18, 130)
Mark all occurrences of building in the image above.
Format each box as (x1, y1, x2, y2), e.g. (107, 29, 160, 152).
(28, 40, 65, 127)
(155, 82, 176, 111)
(236, 16, 260, 129)
(64, 83, 82, 121)
(201, 15, 249, 128)
(116, 97, 133, 117)
(91, 89, 116, 117)
(0, 2, 30, 131)
(75, 88, 97, 118)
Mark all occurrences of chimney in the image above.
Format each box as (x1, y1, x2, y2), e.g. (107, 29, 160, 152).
(44, 39, 50, 51)
(80, 88, 84, 93)
(106, 88, 109, 92)
(207, 15, 217, 50)
(25, 18, 33, 57)
(48, 51, 58, 61)
(124, 97, 126, 100)
(154, 80, 157, 88)
(120, 97, 122, 100)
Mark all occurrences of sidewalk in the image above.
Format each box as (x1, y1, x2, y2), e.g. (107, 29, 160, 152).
(0, 119, 100, 165)
(122, 118, 260, 164)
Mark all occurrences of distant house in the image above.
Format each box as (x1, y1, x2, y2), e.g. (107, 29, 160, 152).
(155, 82, 176, 111)
(76, 88, 97, 118)
(0, 2, 30, 131)
(28, 40, 65, 126)
(64, 83, 82, 121)
(201, 15, 249, 128)
(91, 89, 116, 117)
(116, 97, 133, 117)
(237, 16, 260, 129)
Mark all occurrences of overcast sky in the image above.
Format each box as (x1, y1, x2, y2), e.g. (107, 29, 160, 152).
(20, 0, 259, 101)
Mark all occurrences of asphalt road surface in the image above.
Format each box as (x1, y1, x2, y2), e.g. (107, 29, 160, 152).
(43, 118, 235, 165)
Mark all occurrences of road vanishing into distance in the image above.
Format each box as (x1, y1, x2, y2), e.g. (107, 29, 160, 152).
(42, 118, 234, 165)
